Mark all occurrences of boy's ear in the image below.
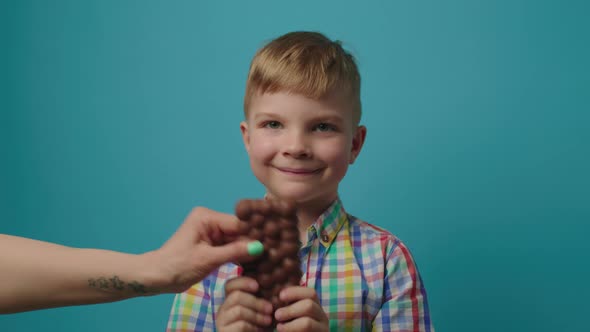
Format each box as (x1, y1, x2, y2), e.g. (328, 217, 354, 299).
(240, 121, 250, 152)
(349, 125, 367, 164)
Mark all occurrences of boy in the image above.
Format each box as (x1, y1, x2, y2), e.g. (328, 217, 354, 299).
(167, 31, 433, 331)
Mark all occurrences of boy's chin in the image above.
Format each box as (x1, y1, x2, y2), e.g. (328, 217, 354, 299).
(266, 187, 335, 205)
(265, 190, 304, 202)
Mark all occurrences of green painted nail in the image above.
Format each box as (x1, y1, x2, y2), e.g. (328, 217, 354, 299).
(247, 241, 264, 256)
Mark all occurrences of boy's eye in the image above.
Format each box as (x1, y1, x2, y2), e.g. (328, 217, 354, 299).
(314, 123, 336, 132)
(263, 121, 282, 129)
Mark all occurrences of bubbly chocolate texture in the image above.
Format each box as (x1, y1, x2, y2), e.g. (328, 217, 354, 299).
(235, 199, 302, 328)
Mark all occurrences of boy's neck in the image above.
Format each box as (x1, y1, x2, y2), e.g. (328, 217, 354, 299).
(292, 195, 338, 245)
(264, 192, 338, 245)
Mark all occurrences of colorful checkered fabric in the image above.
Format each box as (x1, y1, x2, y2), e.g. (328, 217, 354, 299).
(167, 198, 434, 331)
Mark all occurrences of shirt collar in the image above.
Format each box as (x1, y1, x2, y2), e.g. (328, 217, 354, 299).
(305, 198, 347, 248)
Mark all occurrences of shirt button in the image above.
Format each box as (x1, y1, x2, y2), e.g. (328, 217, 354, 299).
(321, 232, 329, 242)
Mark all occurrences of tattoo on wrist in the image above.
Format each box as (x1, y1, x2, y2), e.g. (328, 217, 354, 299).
(88, 275, 159, 294)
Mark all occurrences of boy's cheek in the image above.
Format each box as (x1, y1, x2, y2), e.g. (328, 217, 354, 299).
(249, 144, 274, 161)
(249, 139, 278, 160)
(316, 143, 351, 164)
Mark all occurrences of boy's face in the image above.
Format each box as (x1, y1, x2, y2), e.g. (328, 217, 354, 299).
(240, 91, 366, 205)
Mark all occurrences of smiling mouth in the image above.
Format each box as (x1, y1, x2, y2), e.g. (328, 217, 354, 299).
(275, 167, 322, 175)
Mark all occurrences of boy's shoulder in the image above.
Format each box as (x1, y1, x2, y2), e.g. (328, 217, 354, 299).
(344, 213, 419, 265)
(324, 198, 402, 249)
(347, 213, 395, 237)
(345, 212, 402, 246)
(345, 208, 397, 236)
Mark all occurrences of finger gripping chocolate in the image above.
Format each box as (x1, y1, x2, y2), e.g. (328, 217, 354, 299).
(235, 199, 302, 328)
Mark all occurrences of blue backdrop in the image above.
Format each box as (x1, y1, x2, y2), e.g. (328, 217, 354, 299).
(2, 1, 589, 331)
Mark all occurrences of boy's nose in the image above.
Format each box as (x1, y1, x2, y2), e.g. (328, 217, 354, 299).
(283, 132, 311, 159)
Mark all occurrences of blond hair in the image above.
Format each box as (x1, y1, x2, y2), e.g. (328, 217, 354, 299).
(244, 31, 362, 124)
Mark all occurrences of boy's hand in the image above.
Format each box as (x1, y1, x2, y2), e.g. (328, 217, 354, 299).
(274, 286, 329, 332)
(216, 276, 274, 332)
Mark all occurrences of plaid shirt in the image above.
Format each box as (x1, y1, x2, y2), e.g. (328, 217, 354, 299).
(167, 198, 434, 331)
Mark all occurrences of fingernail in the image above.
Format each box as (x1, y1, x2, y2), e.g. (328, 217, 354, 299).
(248, 281, 259, 293)
(247, 241, 264, 256)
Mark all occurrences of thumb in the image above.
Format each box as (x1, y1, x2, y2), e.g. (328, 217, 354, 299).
(206, 240, 264, 266)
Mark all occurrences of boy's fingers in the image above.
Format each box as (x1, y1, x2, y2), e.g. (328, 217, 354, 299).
(279, 286, 319, 303)
(222, 288, 273, 316)
(223, 278, 273, 315)
(275, 298, 324, 322)
(226, 291, 272, 314)
(218, 290, 272, 331)
(224, 276, 259, 293)
(220, 304, 272, 327)
(275, 287, 326, 324)
(276, 317, 324, 332)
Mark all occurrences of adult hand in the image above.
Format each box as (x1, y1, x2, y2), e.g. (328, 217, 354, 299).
(0, 206, 264, 314)
(147, 207, 264, 294)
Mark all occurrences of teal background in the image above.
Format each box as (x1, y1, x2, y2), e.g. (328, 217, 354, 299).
(1, 0, 589, 331)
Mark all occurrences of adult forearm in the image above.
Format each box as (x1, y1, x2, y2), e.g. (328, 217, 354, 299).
(0, 235, 160, 314)
(0, 207, 260, 314)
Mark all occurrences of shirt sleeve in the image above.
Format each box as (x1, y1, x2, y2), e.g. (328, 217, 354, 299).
(372, 240, 434, 332)
(166, 277, 216, 332)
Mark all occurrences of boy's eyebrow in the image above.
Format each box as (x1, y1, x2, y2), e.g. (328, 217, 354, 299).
(312, 115, 345, 124)
(253, 112, 281, 120)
